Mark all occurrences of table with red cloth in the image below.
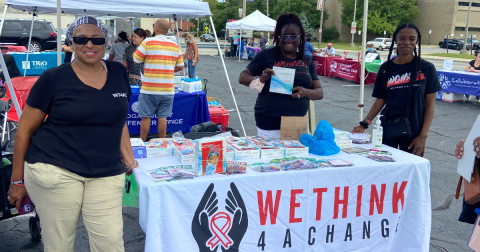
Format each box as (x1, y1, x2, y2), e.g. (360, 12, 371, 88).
(312, 55, 341, 77)
(313, 56, 377, 85)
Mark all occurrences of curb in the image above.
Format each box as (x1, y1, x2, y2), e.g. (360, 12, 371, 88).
(422, 55, 472, 63)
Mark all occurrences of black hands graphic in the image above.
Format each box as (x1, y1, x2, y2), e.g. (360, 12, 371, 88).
(222, 183, 248, 252)
(192, 183, 219, 252)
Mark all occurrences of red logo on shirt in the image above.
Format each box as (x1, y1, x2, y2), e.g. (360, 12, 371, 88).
(387, 72, 425, 88)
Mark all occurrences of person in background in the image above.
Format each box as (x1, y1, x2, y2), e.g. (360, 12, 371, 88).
(183, 32, 199, 79)
(304, 37, 315, 61)
(134, 19, 184, 141)
(145, 29, 152, 37)
(322, 43, 335, 56)
(465, 51, 480, 101)
(123, 28, 147, 86)
(174, 28, 183, 45)
(238, 14, 323, 140)
(248, 37, 255, 47)
(391, 48, 398, 59)
(232, 33, 240, 58)
(455, 137, 480, 224)
(260, 32, 268, 50)
(62, 24, 73, 64)
(365, 43, 380, 60)
(109, 31, 130, 62)
(126, 33, 131, 44)
(352, 23, 441, 157)
(7, 16, 137, 252)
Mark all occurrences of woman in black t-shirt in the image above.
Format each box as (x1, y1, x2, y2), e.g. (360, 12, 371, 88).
(7, 16, 137, 251)
(352, 23, 441, 157)
(239, 14, 323, 140)
(123, 28, 147, 86)
(466, 50, 480, 73)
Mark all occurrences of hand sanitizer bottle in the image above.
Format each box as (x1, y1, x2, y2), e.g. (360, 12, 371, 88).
(372, 115, 383, 150)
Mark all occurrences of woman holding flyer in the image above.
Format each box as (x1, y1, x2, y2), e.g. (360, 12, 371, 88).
(238, 14, 323, 140)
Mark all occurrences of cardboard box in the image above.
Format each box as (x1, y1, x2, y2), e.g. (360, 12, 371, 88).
(276, 140, 309, 157)
(171, 140, 196, 164)
(195, 137, 227, 176)
(280, 116, 309, 140)
(130, 138, 147, 159)
(246, 136, 285, 159)
(442, 92, 463, 102)
(228, 137, 261, 160)
(146, 139, 173, 158)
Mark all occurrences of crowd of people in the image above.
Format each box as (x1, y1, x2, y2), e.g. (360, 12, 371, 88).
(4, 11, 480, 252)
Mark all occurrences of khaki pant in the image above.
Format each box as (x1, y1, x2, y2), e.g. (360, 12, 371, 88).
(24, 162, 125, 252)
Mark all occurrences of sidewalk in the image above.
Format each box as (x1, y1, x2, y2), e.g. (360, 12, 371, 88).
(422, 54, 472, 63)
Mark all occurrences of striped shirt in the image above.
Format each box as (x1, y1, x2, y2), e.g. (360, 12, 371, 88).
(133, 35, 183, 95)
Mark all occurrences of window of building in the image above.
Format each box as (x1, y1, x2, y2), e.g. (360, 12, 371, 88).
(455, 27, 466, 31)
(459, 2, 480, 7)
(470, 27, 480, 32)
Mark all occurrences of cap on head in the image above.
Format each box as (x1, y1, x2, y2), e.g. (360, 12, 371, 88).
(327, 43, 332, 46)
(67, 16, 109, 41)
(118, 31, 128, 41)
(260, 32, 264, 36)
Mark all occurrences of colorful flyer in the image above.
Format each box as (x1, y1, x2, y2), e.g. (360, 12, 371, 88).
(270, 67, 295, 95)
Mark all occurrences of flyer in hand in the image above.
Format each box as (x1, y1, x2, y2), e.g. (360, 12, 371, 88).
(270, 67, 295, 95)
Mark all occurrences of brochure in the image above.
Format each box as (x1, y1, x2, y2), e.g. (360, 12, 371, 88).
(269, 67, 295, 95)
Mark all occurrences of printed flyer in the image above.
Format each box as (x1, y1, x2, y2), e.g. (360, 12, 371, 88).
(270, 67, 295, 95)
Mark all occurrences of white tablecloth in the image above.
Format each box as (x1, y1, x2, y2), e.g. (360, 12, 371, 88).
(133, 144, 431, 252)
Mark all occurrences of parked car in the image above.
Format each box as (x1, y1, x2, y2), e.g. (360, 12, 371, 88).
(466, 38, 480, 50)
(0, 19, 57, 52)
(438, 38, 472, 50)
(200, 34, 215, 42)
(366, 37, 396, 51)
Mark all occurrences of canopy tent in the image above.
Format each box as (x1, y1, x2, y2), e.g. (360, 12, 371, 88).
(0, 0, 247, 136)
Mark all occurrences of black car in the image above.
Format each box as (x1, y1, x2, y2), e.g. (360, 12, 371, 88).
(200, 34, 215, 42)
(438, 38, 476, 50)
(0, 19, 57, 52)
(466, 38, 480, 50)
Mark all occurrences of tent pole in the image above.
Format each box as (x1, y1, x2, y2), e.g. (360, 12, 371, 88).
(209, 16, 246, 136)
(224, 28, 227, 57)
(359, 0, 369, 121)
(56, 0, 62, 66)
(0, 53, 22, 119)
(23, 13, 35, 76)
(0, 4, 8, 36)
(238, 28, 242, 62)
(175, 19, 185, 76)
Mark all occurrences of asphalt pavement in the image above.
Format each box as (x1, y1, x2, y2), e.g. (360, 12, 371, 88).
(1, 54, 479, 252)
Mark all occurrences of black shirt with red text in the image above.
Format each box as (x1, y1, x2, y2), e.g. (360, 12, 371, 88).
(247, 48, 319, 130)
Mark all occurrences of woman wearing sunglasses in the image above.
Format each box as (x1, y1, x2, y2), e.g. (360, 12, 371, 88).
(7, 16, 137, 252)
(239, 14, 323, 140)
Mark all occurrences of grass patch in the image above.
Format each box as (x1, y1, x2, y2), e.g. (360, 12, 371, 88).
(424, 53, 475, 60)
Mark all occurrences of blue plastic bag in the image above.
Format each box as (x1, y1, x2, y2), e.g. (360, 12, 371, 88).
(300, 120, 340, 156)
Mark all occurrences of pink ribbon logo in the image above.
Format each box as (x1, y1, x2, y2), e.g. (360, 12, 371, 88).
(207, 212, 233, 250)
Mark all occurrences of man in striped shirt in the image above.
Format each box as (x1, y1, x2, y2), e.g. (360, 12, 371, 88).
(134, 19, 184, 140)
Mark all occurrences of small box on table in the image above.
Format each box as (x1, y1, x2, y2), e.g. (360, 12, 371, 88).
(171, 140, 196, 164)
(146, 138, 173, 158)
(276, 140, 309, 157)
(130, 138, 147, 159)
(245, 136, 284, 159)
(228, 137, 261, 160)
(195, 137, 227, 175)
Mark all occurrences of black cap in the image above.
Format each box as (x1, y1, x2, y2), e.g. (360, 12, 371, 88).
(118, 31, 128, 41)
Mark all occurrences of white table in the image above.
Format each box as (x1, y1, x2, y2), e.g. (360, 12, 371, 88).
(133, 144, 431, 252)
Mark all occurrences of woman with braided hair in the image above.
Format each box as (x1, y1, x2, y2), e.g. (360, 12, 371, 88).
(239, 14, 323, 140)
(352, 23, 441, 157)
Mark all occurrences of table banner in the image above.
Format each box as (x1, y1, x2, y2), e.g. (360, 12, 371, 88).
(8, 52, 64, 76)
(328, 58, 361, 83)
(135, 150, 431, 252)
(437, 70, 480, 96)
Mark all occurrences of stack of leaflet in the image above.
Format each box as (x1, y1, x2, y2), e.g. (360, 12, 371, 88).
(333, 128, 352, 149)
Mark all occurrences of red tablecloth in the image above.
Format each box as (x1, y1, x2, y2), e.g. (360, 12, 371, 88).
(313, 56, 377, 85)
(312, 55, 341, 76)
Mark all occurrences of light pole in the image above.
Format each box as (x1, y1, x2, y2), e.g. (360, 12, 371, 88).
(318, 0, 324, 48)
(461, 0, 472, 54)
(350, 0, 357, 47)
(243, 0, 247, 18)
(267, 0, 270, 46)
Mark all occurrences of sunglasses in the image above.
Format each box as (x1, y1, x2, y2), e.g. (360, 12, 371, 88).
(278, 34, 301, 42)
(73, 37, 106, 45)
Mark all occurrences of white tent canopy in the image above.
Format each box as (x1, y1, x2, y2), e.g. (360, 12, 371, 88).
(226, 10, 276, 31)
(5, 0, 211, 19)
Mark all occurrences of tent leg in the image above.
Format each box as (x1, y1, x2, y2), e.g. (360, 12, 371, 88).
(359, 0, 369, 121)
(174, 19, 185, 76)
(0, 5, 8, 36)
(224, 30, 227, 57)
(56, 0, 61, 66)
(0, 54, 22, 119)
(24, 14, 35, 76)
(209, 16, 246, 136)
(238, 29, 242, 62)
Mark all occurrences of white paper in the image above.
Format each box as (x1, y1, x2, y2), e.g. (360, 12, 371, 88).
(365, 53, 379, 63)
(457, 114, 480, 182)
(443, 59, 454, 71)
(270, 67, 295, 95)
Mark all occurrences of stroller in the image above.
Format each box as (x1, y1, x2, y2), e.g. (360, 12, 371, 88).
(0, 76, 42, 241)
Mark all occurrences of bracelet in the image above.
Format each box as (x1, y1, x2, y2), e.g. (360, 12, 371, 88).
(359, 120, 369, 129)
(12, 183, 25, 187)
(364, 116, 372, 125)
(126, 160, 137, 170)
(11, 179, 24, 185)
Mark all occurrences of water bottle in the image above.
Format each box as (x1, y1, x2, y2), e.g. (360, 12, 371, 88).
(180, 78, 185, 91)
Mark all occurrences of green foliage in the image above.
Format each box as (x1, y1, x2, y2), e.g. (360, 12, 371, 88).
(299, 12, 314, 38)
(322, 26, 339, 42)
(338, 0, 419, 35)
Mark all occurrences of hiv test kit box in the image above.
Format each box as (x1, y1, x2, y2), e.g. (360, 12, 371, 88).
(171, 139, 196, 164)
(228, 137, 261, 160)
(195, 137, 227, 176)
(276, 140, 309, 157)
(246, 136, 284, 159)
(146, 138, 173, 158)
(226, 146, 235, 161)
(130, 138, 147, 159)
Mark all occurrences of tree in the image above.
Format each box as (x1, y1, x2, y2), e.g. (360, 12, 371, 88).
(299, 12, 313, 38)
(338, 0, 419, 36)
(270, 0, 329, 29)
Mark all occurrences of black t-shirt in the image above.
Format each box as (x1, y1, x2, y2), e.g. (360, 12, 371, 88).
(469, 60, 480, 70)
(372, 58, 441, 138)
(25, 61, 132, 178)
(246, 48, 319, 130)
(64, 39, 72, 64)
